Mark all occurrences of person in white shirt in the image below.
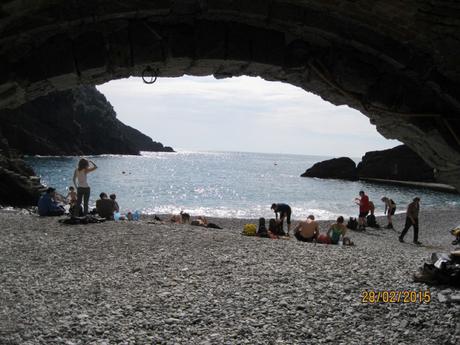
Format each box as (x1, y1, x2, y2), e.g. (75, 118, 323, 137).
(72, 158, 97, 216)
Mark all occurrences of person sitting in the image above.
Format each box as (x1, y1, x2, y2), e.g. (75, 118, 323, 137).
(293, 215, 319, 242)
(37, 187, 65, 217)
(110, 193, 120, 213)
(257, 217, 269, 238)
(66, 186, 77, 206)
(191, 216, 222, 229)
(269, 218, 285, 236)
(170, 214, 183, 223)
(95, 193, 116, 220)
(327, 216, 348, 245)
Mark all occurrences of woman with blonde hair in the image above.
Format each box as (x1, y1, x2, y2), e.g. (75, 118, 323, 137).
(72, 158, 97, 216)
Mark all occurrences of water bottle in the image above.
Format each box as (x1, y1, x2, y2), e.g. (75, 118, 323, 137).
(338, 238, 343, 246)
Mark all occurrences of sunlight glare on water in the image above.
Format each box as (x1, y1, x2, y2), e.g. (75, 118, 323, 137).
(26, 151, 460, 220)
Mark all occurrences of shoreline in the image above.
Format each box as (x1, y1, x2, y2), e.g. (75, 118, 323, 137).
(360, 177, 458, 194)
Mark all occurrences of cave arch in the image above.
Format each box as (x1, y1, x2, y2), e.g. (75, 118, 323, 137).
(1, 1, 460, 189)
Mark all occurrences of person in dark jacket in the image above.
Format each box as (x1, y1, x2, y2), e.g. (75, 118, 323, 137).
(271, 203, 292, 235)
(399, 197, 422, 245)
(37, 187, 65, 216)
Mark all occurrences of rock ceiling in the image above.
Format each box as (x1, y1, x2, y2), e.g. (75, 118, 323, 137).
(1, 1, 460, 188)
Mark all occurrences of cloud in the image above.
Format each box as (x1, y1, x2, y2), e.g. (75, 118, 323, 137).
(97, 76, 400, 156)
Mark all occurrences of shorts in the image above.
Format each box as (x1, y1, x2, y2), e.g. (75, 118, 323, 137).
(280, 209, 292, 224)
(295, 232, 314, 242)
(389, 207, 396, 215)
(359, 211, 369, 218)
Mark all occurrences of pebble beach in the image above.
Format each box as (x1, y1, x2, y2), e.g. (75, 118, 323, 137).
(1, 209, 460, 345)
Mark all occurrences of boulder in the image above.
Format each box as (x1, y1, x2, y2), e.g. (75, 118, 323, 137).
(301, 157, 357, 180)
(0, 154, 44, 207)
(357, 145, 435, 182)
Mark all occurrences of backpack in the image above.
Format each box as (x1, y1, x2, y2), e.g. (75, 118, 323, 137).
(366, 214, 380, 228)
(347, 217, 358, 230)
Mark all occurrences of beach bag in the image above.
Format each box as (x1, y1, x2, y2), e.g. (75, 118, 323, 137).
(347, 217, 358, 230)
(242, 223, 257, 236)
(317, 234, 331, 244)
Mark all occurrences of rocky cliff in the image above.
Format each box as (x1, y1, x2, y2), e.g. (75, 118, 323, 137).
(0, 86, 174, 206)
(0, 86, 174, 156)
(301, 145, 436, 184)
(357, 145, 434, 182)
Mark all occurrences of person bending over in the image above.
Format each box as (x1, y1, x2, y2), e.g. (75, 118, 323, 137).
(271, 203, 292, 235)
(381, 196, 396, 229)
(37, 187, 65, 217)
(293, 215, 319, 242)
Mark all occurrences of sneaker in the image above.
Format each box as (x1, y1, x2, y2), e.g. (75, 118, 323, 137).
(399, 237, 404, 243)
(413, 241, 422, 246)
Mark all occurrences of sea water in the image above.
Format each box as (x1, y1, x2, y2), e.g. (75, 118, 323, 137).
(25, 151, 460, 220)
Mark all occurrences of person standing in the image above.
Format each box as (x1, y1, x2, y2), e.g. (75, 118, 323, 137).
(399, 197, 421, 245)
(73, 158, 97, 216)
(381, 196, 396, 229)
(271, 203, 292, 235)
(355, 191, 370, 231)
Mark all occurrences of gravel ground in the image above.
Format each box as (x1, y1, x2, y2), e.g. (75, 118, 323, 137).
(1, 209, 460, 345)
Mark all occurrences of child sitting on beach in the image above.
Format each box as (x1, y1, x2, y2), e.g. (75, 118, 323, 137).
(110, 193, 120, 212)
(66, 186, 77, 206)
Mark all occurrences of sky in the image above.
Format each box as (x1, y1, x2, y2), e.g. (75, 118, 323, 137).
(97, 75, 400, 157)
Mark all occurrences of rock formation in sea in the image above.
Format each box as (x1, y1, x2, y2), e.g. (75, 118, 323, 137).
(0, 86, 174, 156)
(301, 145, 435, 183)
(300, 157, 357, 180)
(357, 145, 435, 182)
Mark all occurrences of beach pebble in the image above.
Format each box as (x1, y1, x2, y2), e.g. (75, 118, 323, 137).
(0, 210, 458, 345)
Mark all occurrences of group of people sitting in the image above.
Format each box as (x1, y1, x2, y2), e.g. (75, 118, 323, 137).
(256, 214, 353, 245)
(37, 185, 127, 221)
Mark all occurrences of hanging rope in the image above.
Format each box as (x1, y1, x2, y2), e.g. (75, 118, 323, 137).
(142, 66, 159, 84)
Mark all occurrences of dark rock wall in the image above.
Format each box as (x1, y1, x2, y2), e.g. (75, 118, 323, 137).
(0, 1, 459, 188)
(0, 86, 174, 155)
(302, 145, 436, 184)
(301, 157, 357, 180)
(0, 149, 44, 207)
(357, 145, 435, 182)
